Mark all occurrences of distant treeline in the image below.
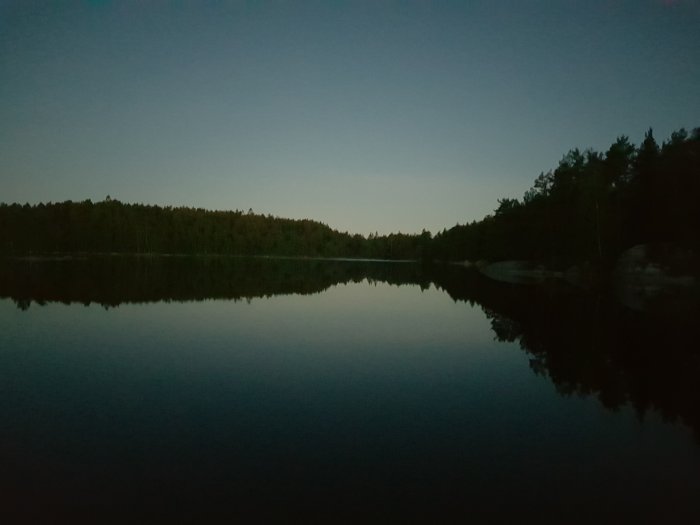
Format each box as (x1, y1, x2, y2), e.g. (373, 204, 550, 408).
(431, 127, 700, 266)
(0, 198, 431, 260)
(1, 127, 697, 264)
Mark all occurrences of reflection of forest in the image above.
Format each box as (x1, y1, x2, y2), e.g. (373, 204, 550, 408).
(430, 266, 700, 442)
(2, 256, 698, 439)
(0, 256, 430, 308)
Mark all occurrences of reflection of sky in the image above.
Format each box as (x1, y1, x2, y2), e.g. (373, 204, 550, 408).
(1, 280, 497, 362)
(1, 1, 699, 234)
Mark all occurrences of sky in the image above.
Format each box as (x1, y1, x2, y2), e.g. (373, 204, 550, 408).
(1, 0, 699, 235)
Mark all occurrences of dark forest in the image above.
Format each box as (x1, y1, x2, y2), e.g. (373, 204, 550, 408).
(2, 127, 698, 267)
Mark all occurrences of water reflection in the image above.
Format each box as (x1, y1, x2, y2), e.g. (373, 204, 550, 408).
(1, 256, 699, 520)
(0, 256, 700, 436)
(0, 255, 429, 308)
(430, 267, 700, 442)
(1, 255, 699, 442)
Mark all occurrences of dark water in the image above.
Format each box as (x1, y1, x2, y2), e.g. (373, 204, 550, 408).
(1, 257, 699, 522)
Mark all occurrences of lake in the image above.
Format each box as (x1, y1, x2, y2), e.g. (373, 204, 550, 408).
(1, 257, 699, 522)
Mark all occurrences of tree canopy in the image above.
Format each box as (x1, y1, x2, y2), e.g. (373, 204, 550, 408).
(430, 127, 700, 267)
(0, 200, 430, 260)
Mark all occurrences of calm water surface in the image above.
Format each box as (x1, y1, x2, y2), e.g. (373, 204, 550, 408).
(1, 258, 699, 521)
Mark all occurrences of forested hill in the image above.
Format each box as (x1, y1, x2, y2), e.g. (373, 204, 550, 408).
(1, 127, 697, 265)
(0, 199, 431, 260)
(431, 127, 700, 267)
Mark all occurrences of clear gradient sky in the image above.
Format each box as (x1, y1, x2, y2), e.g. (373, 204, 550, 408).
(1, 1, 699, 234)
